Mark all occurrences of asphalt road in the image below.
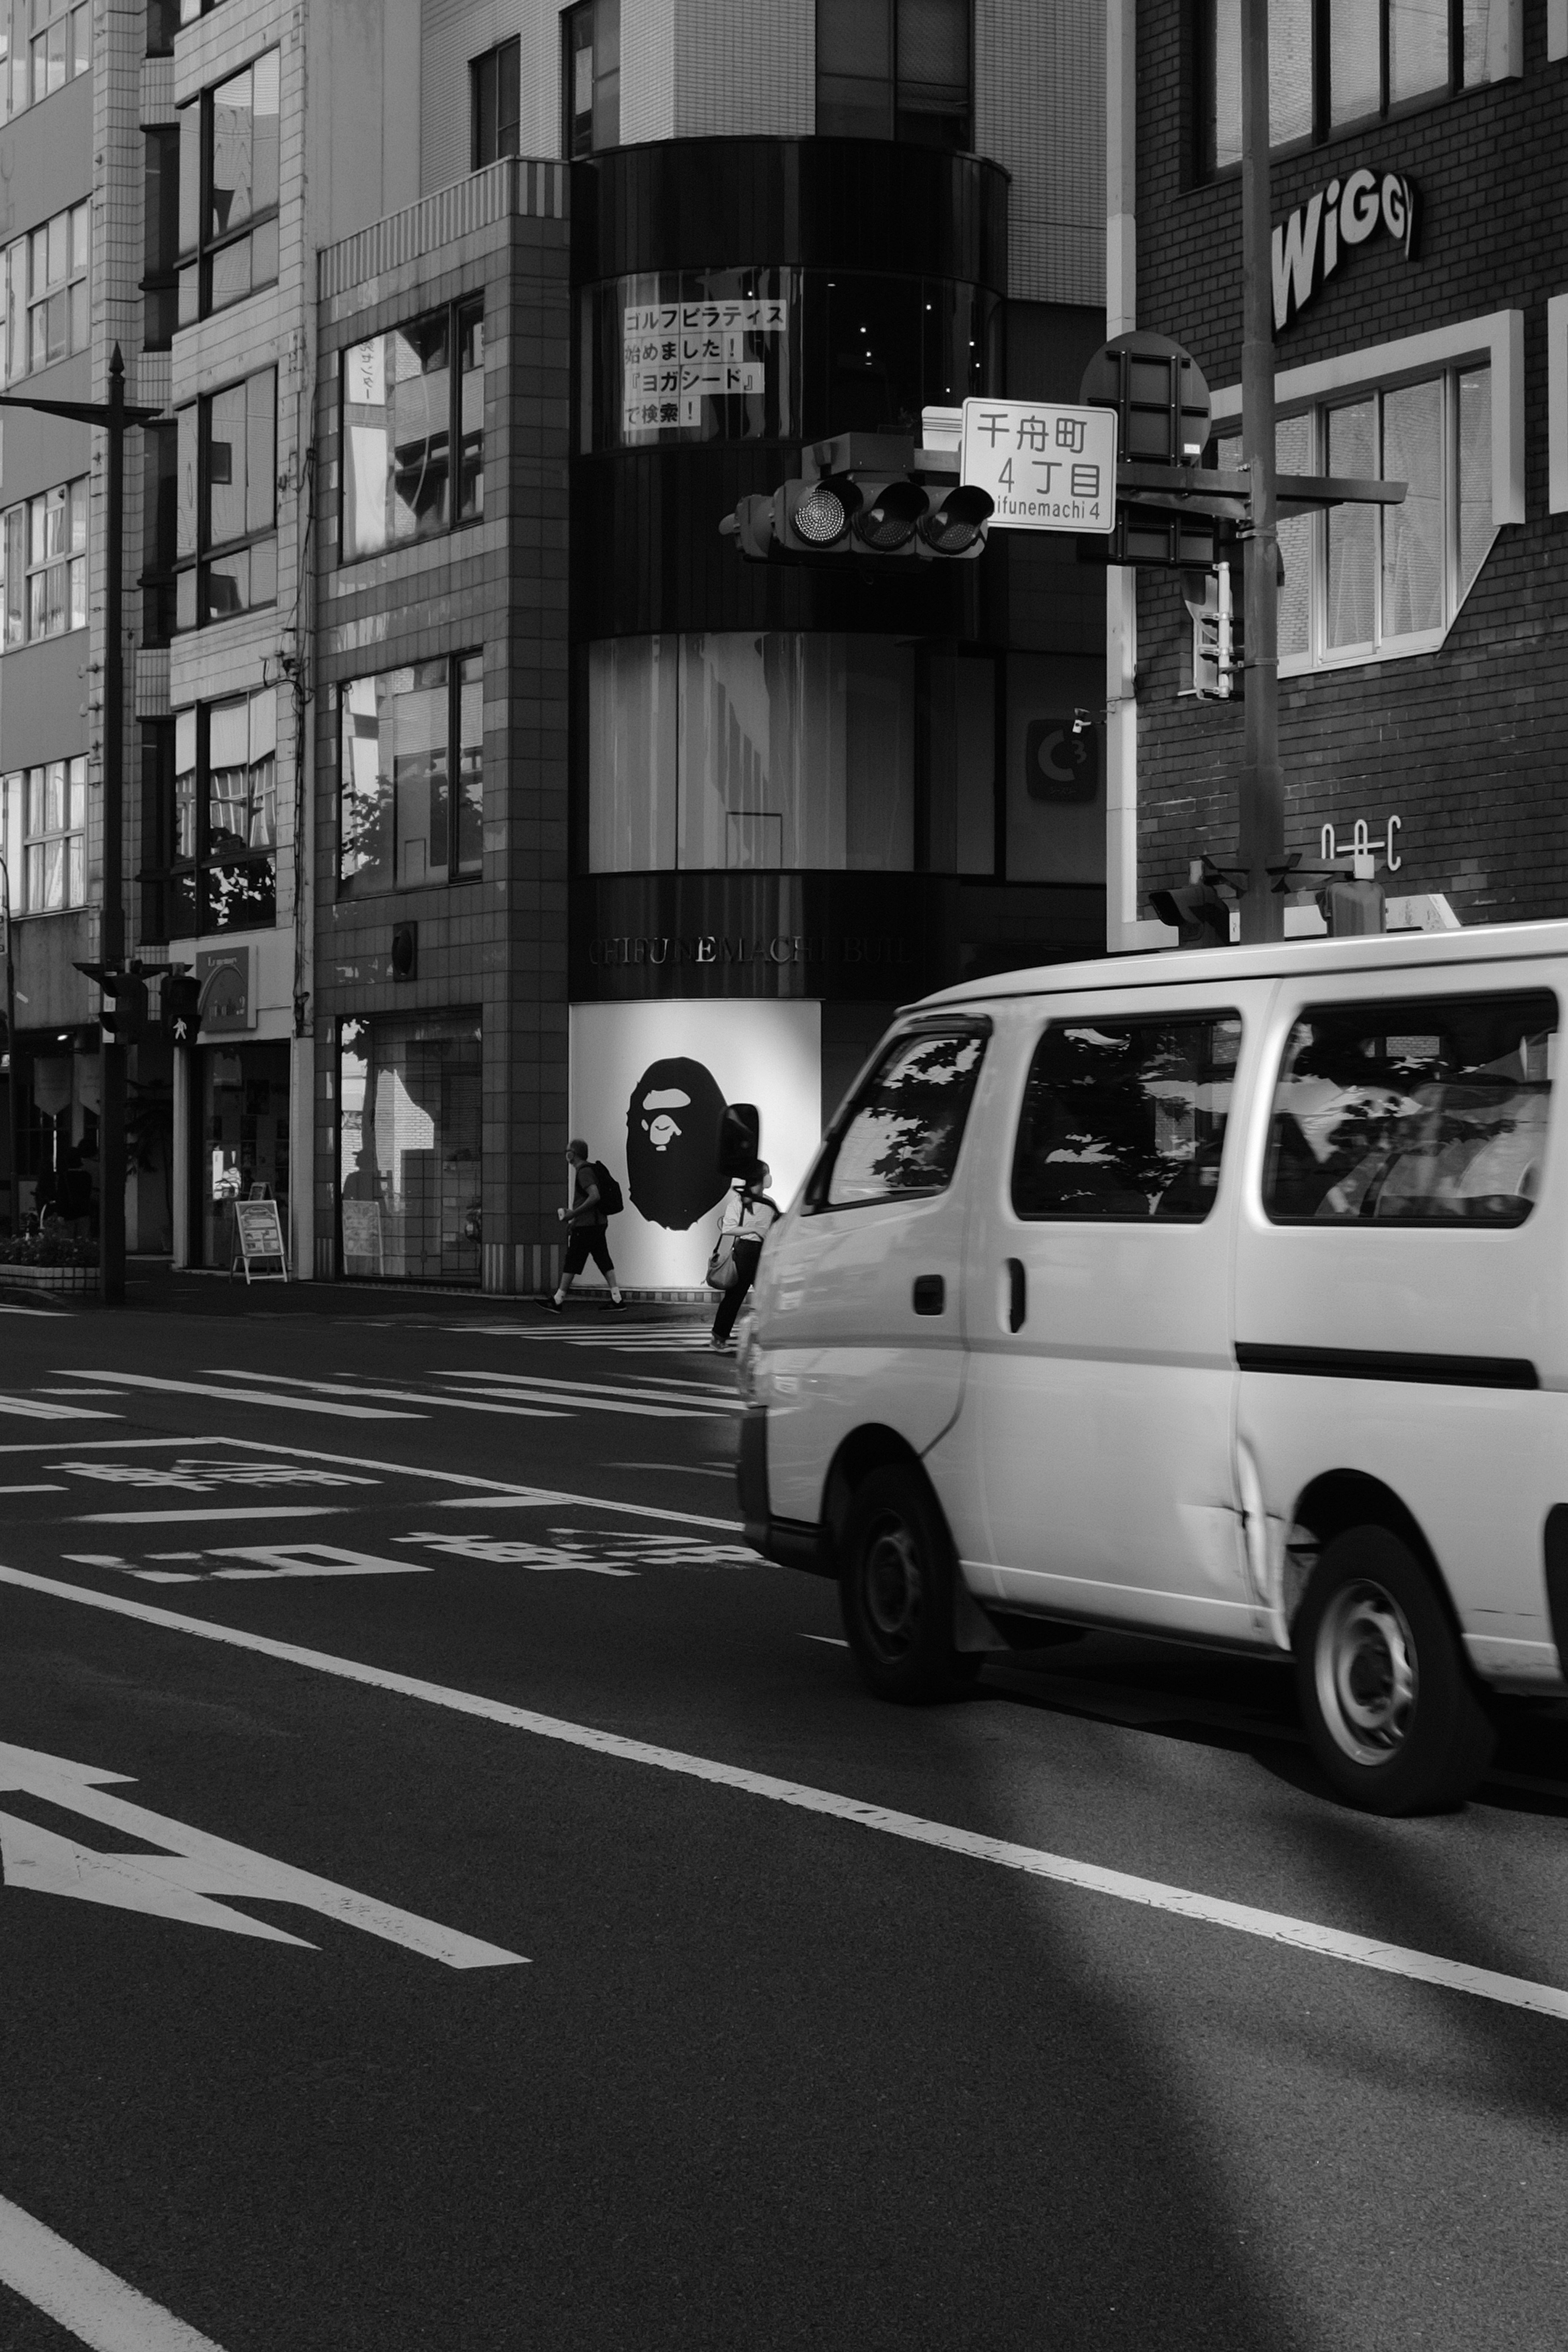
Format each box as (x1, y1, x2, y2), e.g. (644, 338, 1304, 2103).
(3, 1276, 1568, 2351)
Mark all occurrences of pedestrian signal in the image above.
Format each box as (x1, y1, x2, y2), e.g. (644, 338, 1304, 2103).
(1148, 861, 1235, 948)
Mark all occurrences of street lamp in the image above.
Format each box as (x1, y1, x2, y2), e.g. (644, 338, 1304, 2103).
(0, 346, 162, 1305)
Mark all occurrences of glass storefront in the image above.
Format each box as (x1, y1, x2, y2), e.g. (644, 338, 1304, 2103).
(198, 1040, 290, 1268)
(338, 1013, 482, 1283)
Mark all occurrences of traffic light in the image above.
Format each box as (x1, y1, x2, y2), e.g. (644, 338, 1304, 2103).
(721, 432, 993, 564)
(1182, 561, 1241, 701)
(1149, 860, 1235, 947)
(75, 961, 149, 1044)
(162, 969, 201, 1046)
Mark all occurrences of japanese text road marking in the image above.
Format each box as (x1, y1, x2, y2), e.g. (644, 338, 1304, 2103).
(0, 2193, 226, 2352)
(0, 1740, 525, 1967)
(3, 1565, 1566, 2024)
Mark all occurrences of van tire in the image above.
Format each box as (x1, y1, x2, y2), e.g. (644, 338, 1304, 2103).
(838, 1466, 980, 1703)
(1294, 1526, 1495, 1814)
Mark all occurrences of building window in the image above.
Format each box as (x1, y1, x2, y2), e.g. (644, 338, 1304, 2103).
(179, 0, 229, 21)
(3, 758, 86, 912)
(2, 477, 87, 648)
(2, 201, 90, 383)
(173, 368, 276, 630)
(143, 127, 180, 351)
(563, 0, 619, 158)
(176, 47, 279, 323)
(141, 421, 178, 649)
(338, 1014, 483, 1286)
(1201, 0, 1517, 177)
(471, 37, 520, 167)
(167, 690, 277, 935)
(2, 0, 90, 116)
(1212, 365, 1493, 672)
(816, 0, 972, 146)
(337, 654, 484, 895)
(146, 0, 179, 56)
(339, 302, 483, 562)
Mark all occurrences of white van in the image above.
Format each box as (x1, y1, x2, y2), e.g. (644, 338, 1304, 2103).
(737, 921, 1568, 1814)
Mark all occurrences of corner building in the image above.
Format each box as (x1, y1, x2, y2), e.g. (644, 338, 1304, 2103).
(1109, 0, 1568, 949)
(310, 0, 1108, 1293)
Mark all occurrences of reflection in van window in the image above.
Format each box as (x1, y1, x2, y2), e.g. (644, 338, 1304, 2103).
(823, 1031, 986, 1208)
(1011, 1015, 1241, 1221)
(1264, 992, 1556, 1227)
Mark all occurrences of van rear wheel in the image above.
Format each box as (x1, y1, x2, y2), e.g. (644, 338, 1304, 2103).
(839, 1466, 980, 1704)
(1294, 1526, 1495, 1815)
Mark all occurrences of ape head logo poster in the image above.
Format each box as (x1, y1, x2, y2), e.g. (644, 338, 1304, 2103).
(626, 1057, 729, 1231)
(569, 1001, 822, 1288)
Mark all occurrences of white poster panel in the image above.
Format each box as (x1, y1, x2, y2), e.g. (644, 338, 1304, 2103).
(960, 398, 1117, 533)
(569, 1000, 822, 1290)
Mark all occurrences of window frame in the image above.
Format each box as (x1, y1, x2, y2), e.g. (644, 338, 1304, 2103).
(561, 0, 620, 160)
(175, 45, 281, 325)
(164, 688, 279, 939)
(335, 651, 486, 899)
(803, 1014, 992, 1214)
(1, 475, 87, 649)
(337, 298, 484, 566)
(815, 0, 974, 149)
(173, 366, 278, 633)
(1, 199, 90, 384)
(1196, 0, 1517, 181)
(5, 755, 86, 914)
(142, 124, 181, 353)
(471, 36, 520, 168)
(1009, 1009, 1244, 1226)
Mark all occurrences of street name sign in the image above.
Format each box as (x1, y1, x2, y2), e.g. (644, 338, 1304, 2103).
(960, 397, 1117, 533)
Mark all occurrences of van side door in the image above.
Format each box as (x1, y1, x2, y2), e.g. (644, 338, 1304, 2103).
(936, 990, 1257, 1639)
(759, 1017, 992, 1527)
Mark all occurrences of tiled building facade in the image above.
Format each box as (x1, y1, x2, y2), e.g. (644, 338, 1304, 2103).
(1110, 0, 1568, 948)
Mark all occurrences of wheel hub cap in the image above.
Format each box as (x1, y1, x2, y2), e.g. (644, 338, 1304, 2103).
(1317, 1580, 1418, 1765)
(865, 1521, 922, 1651)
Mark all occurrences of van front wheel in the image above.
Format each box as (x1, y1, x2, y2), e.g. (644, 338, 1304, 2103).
(839, 1467, 979, 1704)
(1294, 1526, 1495, 1814)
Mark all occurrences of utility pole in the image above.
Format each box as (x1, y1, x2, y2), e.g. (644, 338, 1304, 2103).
(0, 347, 160, 1306)
(1238, 0, 1284, 944)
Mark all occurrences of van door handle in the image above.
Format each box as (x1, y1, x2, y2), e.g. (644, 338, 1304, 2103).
(912, 1275, 945, 1316)
(1005, 1259, 1026, 1333)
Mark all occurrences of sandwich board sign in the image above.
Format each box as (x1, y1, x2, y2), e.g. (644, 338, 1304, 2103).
(233, 1197, 287, 1285)
(960, 398, 1117, 534)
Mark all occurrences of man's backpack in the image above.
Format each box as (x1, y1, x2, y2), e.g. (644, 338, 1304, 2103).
(593, 1161, 624, 1216)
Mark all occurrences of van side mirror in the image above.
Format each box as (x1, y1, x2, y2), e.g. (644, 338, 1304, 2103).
(716, 1102, 761, 1179)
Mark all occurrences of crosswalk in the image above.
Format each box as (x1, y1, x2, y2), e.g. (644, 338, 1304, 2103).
(2, 1362, 740, 1428)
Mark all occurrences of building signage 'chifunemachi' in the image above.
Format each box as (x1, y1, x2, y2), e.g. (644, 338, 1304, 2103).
(1272, 168, 1420, 333)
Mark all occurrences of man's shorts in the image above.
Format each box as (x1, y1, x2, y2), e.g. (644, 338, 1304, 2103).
(563, 1224, 614, 1278)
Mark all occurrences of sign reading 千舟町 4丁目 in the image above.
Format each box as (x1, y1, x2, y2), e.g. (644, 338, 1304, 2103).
(1272, 168, 1419, 334)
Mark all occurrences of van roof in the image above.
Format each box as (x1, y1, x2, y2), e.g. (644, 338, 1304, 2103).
(911, 916, 1568, 1014)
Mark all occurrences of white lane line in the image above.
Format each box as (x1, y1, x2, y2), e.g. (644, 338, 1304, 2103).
(0, 1394, 118, 1420)
(0, 2191, 226, 2351)
(440, 1385, 715, 1420)
(198, 1371, 567, 1420)
(53, 1373, 420, 1421)
(431, 1490, 743, 1530)
(4, 1565, 1566, 2026)
(0, 1437, 243, 1455)
(35, 1387, 128, 1397)
(438, 1369, 739, 1411)
(801, 1634, 850, 1648)
(74, 1506, 344, 1527)
(0, 1481, 66, 1494)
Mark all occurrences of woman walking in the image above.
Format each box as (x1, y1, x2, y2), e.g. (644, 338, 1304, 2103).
(709, 1161, 778, 1351)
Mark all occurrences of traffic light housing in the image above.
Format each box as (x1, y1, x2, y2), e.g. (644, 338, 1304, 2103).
(1182, 561, 1242, 701)
(1149, 860, 1235, 947)
(721, 432, 993, 564)
(74, 961, 149, 1044)
(162, 969, 201, 1046)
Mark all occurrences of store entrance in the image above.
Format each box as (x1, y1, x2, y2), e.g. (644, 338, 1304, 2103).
(195, 1041, 290, 1269)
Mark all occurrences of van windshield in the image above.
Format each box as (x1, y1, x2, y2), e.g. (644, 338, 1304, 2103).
(1263, 990, 1556, 1226)
(820, 1029, 987, 1208)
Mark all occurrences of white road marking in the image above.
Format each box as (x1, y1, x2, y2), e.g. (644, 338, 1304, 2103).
(438, 1369, 739, 1413)
(63, 1460, 378, 1493)
(0, 1436, 247, 1454)
(208, 1542, 429, 1580)
(438, 1383, 714, 1420)
(398, 1532, 637, 1577)
(199, 1370, 567, 1420)
(2, 1568, 1564, 2026)
(35, 1386, 127, 1396)
(0, 2192, 227, 2352)
(0, 1740, 526, 1968)
(432, 1490, 743, 1530)
(0, 1481, 65, 1493)
(52, 1372, 420, 1421)
(0, 1393, 118, 1420)
(802, 1634, 850, 1648)
(75, 1506, 345, 1526)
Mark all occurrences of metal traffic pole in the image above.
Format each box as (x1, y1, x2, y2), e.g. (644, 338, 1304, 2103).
(1238, 0, 1285, 944)
(0, 346, 160, 1305)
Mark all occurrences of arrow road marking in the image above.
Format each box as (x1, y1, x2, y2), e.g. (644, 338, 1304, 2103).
(0, 2192, 228, 2352)
(0, 1741, 525, 1968)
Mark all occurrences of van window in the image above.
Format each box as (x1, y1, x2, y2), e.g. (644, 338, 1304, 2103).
(1263, 991, 1556, 1227)
(1011, 1013, 1241, 1221)
(818, 1028, 987, 1208)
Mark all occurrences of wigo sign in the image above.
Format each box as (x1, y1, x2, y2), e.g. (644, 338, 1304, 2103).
(1272, 168, 1419, 333)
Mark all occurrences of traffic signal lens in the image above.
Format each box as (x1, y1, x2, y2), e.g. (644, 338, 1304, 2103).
(794, 486, 849, 545)
(918, 486, 994, 555)
(852, 481, 924, 551)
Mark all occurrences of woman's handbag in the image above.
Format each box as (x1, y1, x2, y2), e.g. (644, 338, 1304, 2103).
(705, 1230, 740, 1292)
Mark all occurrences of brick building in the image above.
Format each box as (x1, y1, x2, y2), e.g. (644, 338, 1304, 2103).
(1107, 0, 1568, 951)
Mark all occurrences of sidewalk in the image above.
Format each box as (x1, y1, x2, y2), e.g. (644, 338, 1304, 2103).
(2, 1260, 709, 1324)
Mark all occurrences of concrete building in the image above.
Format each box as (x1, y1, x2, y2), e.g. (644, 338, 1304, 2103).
(1108, 0, 1567, 950)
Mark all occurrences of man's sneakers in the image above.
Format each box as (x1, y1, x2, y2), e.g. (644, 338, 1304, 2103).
(540, 1295, 564, 1315)
(608, 1294, 626, 1311)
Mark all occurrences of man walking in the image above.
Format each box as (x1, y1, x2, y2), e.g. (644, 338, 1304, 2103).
(544, 1140, 625, 1313)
